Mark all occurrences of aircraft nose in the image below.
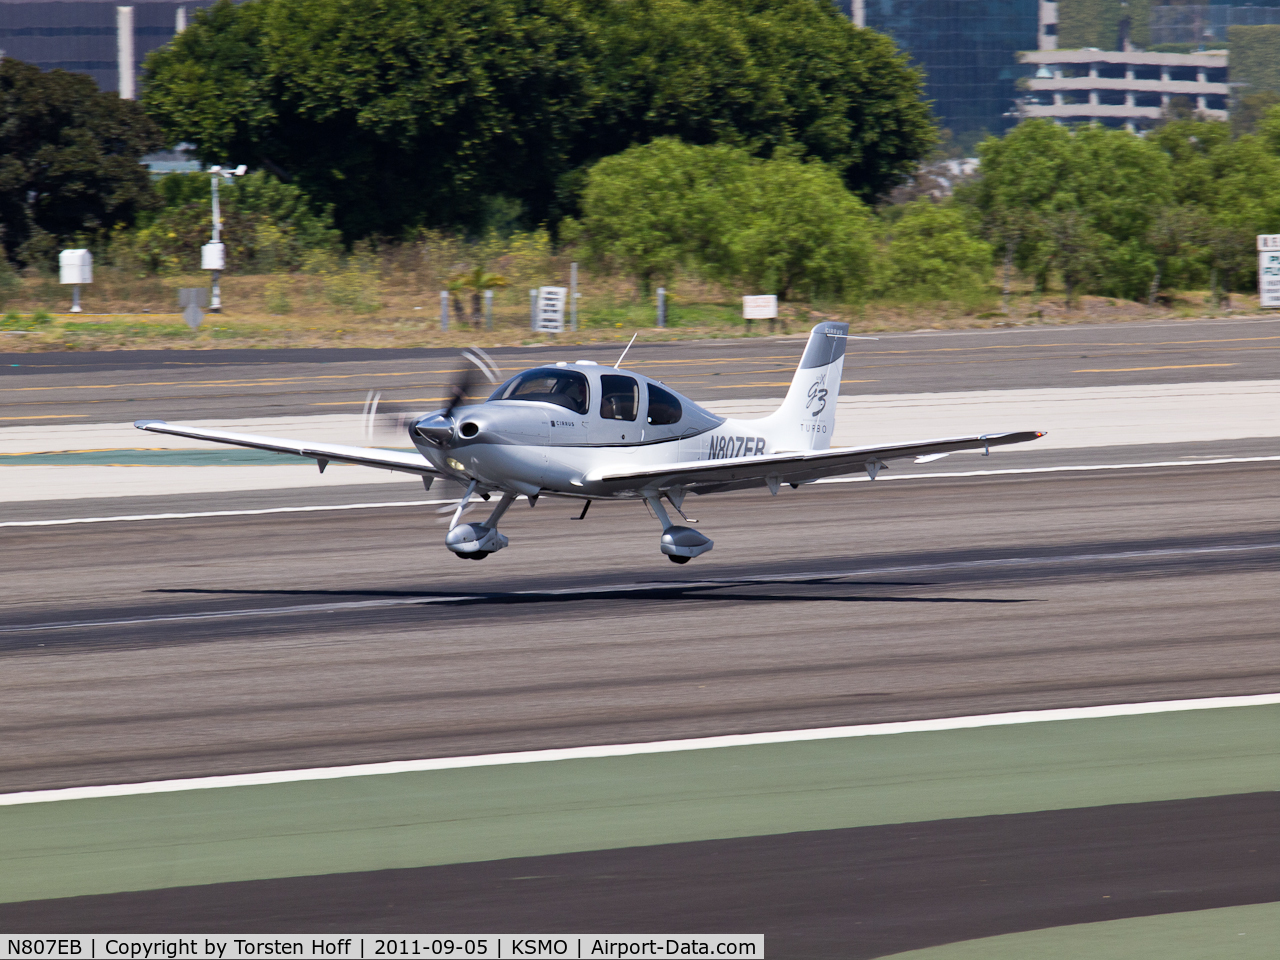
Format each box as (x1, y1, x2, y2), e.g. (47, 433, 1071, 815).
(414, 414, 455, 445)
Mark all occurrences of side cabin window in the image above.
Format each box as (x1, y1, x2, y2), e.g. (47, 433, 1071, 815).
(599, 374, 639, 421)
(490, 368, 589, 415)
(646, 384, 682, 425)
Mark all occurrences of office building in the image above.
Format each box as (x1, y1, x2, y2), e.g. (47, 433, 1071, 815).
(1019, 48, 1229, 126)
(0, 1, 213, 96)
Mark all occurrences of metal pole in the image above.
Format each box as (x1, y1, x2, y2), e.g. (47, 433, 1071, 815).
(210, 174, 221, 244)
(530, 288, 538, 332)
(657, 287, 666, 328)
(440, 290, 449, 331)
(484, 289, 493, 331)
(71, 285, 81, 314)
(570, 262, 578, 332)
(208, 174, 222, 313)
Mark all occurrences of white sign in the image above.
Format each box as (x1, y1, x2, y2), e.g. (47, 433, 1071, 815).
(1260, 249, 1280, 308)
(58, 248, 93, 285)
(201, 241, 225, 270)
(1257, 234, 1280, 251)
(743, 295, 778, 320)
(536, 285, 567, 332)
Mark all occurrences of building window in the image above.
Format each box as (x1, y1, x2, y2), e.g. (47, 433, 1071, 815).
(1044, 23, 1057, 36)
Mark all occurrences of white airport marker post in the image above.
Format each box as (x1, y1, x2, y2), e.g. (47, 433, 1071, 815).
(657, 286, 667, 328)
(1258, 235, 1280, 308)
(59, 249, 92, 313)
(742, 294, 777, 334)
(440, 289, 450, 331)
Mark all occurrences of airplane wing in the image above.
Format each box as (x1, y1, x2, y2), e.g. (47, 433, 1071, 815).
(134, 420, 443, 478)
(588, 431, 1045, 494)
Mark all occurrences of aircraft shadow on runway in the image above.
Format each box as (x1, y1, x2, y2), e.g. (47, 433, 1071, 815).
(149, 580, 1035, 608)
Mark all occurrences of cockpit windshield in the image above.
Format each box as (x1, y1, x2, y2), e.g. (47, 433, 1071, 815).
(489, 368, 590, 415)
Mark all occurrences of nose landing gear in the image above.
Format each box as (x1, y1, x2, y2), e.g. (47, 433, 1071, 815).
(446, 488, 515, 560)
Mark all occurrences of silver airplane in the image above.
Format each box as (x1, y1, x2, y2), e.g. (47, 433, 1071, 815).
(135, 322, 1044, 563)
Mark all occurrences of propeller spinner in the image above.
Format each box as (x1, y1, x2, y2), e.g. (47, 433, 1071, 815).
(414, 349, 500, 447)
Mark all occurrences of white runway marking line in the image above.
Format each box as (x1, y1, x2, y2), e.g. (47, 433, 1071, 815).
(0, 498, 457, 528)
(3, 693, 1277, 807)
(5, 454, 1279, 529)
(818, 454, 1280, 485)
(5, 540, 1279, 635)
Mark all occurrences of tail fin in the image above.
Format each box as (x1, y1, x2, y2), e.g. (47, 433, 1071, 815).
(763, 321, 848, 451)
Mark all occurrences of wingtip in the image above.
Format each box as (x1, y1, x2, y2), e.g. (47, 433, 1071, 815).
(133, 419, 165, 430)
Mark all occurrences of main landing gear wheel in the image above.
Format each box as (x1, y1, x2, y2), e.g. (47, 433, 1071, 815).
(668, 555, 691, 564)
(469, 551, 490, 560)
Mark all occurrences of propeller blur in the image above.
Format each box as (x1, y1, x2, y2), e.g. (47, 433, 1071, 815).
(135, 323, 1045, 563)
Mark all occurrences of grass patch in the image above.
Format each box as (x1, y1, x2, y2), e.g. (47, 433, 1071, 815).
(60, 321, 193, 338)
(0, 255, 1262, 353)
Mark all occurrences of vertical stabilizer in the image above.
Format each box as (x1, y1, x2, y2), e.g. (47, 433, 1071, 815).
(763, 321, 848, 451)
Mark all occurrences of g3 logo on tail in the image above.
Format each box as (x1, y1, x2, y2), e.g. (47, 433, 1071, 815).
(806, 377, 828, 417)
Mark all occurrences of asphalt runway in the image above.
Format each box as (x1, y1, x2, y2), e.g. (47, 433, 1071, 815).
(4, 315, 1280, 422)
(3, 317, 1277, 949)
(4, 793, 1276, 958)
(3, 461, 1278, 793)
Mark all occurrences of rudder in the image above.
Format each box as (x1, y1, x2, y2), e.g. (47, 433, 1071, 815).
(763, 321, 848, 451)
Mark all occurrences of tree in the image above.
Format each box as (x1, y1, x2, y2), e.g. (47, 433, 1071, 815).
(0, 258, 19, 308)
(717, 151, 876, 300)
(144, 0, 598, 240)
(1151, 117, 1280, 292)
(569, 139, 744, 297)
(123, 171, 340, 273)
(1231, 91, 1280, 139)
(570, 139, 874, 301)
(582, 0, 936, 205)
(965, 120, 1171, 300)
(1040, 210, 1103, 305)
(1148, 119, 1232, 208)
(1259, 103, 1280, 155)
(981, 205, 1028, 312)
(142, 0, 937, 240)
(1144, 205, 1209, 304)
(878, 201, 993, 300)
(0, 58, 162, 266)
(1204, 224, 1255, 306)
(448, 264, 508, 326)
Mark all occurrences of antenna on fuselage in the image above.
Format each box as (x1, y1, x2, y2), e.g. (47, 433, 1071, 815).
(614, 332, 639, 369)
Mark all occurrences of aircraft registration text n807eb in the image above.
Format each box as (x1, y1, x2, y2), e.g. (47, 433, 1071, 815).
(135, 323, 1044, 563)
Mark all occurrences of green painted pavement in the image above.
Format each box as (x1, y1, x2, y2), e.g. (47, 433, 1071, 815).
(2, 704, 1277, 905)
(884, 901, 1280, 960)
